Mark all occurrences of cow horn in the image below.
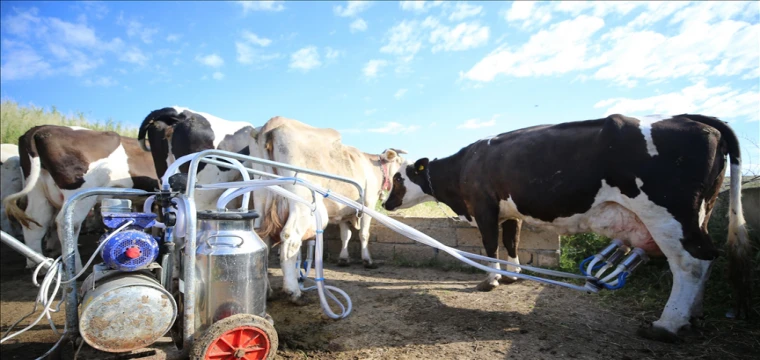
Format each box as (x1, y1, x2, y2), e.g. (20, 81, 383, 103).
(390, 148, 408, 154)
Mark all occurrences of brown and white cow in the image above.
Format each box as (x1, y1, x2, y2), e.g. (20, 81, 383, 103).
(138, 106, 255, 211)
(1, 144, 24, 239)
(3, 126, 159, 269)
(250, 116, 406, 304)
(382, 114, 751, 343)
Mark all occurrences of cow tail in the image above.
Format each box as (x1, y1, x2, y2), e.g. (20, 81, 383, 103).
(3, 144, 42, 228)
(681, 114, 752, 318)
(256, 193, 284, 246)
(727, 147, 751, 319)
(138, 115, 153, 152)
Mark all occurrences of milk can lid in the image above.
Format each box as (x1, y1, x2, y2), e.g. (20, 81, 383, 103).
(197, 210, 260, 220)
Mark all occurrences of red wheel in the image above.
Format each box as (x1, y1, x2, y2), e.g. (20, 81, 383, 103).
(192, 314, 277, 360)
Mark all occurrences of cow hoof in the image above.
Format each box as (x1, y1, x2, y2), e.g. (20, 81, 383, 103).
(337, 258, 350, 267)
(689, 315, 705, 328)
(363, 260, 378, 269)
(288, 293, 311, 306)
(636, 324, 681, 343)
(499, 276, 519, 284)
(476, 280, 498, 292)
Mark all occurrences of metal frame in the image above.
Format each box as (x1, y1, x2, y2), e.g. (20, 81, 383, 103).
(54, 150, 367, 355)
(180, 149, 367, 351)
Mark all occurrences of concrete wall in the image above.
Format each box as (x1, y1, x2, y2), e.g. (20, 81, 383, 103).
(322, 217, 562, 267)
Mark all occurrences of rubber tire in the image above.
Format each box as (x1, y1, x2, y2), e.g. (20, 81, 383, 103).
(191, 314, 278, 360)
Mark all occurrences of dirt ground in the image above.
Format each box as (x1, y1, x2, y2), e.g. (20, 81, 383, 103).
(1, 239, 758, 360)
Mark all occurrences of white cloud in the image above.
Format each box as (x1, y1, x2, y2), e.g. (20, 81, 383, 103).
(212, 71, 224, 80)
(0, 8, 160, 78)
(196, 53, 224, 68)
(238, 1, 285, 13)
(166, 34, 181, 42)
(120, 47, 149, 66)
(4, 7, 44, 37)
(505, 1, 552, 29)
(324, 47, 341, 59)
(241, 31, 272, 46)
(289, 46, 321, 71)
(365, 108, 378, 116)
(399, 1, 443, 13)
(368, 122, 421, 134)
(449, 2, 483, 21)
(350, 18, 368, 33)
(592, 7, 759, 86)
(0, 39, 51, 80)
(423, 17, 489, 52)
(334, 1, 372, 17)
(380, 20, 423, 60)
(473, 2, 758, 86)
(83, 76, 117, 87)
(457, 115, 498, 129)
(594, 81, 760, 122)
(117, 14, 158, 44)
(83, 1, 109, 19)
(362, 59, 388, 78)
(462, 15, 605, 82)
(394, 88, 408, 99)
(236, 31, 278, 65)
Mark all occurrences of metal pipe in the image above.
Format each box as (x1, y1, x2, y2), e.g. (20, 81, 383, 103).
(185, 149, 366, 209)
(59, 187, 149, 336)
(0, 230, 53, 270)
(191, 151, 369, 242)
(178, 195, 197, 356)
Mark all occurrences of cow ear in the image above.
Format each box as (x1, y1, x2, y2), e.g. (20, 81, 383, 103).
(381, 149, 398, 162)
(413, 158, 429, 173)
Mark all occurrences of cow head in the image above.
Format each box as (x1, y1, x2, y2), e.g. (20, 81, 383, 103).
(383, 157, 435, 211)
(379, 148, 407, 196)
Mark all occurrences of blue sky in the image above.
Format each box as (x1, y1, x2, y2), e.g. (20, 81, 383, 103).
(1, 1, 759, 173)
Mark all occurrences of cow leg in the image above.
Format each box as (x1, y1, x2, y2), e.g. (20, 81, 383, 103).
(637, 251, 711, 342)
(359, 215, 376, 269)
(499, 219, 522, 284)
(337, 222, 352, 267)
(474, 204, 501, 292)
(20, 187, 55, 269)
(279, 203, 312, 306)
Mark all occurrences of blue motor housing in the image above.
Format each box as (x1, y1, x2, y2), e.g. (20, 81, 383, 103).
(100, 211, 159, 272)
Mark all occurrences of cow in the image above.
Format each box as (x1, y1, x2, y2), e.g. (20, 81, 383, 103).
(250, 116, 407, 304)
(1, 144, 24, 238)
(382, 114, 751, 343)
(137, 106, 255, 211)
(3, 126, 160, 269)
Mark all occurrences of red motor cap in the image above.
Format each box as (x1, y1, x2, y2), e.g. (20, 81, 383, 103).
(125, 246, 142, 259)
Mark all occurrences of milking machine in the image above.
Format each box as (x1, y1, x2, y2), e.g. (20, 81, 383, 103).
(0, 149, 653, 360)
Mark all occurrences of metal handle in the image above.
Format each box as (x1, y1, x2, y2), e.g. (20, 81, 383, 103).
(203, 234, 245, 248)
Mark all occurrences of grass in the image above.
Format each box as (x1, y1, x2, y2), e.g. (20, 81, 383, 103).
(0, 100, 138, 144)
(374, 201, 457, 218)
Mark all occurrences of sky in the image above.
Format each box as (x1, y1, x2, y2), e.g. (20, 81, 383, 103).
(1, 1, 759, 174)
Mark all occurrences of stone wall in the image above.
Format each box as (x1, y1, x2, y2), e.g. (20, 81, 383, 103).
(321, 217, 561, 267)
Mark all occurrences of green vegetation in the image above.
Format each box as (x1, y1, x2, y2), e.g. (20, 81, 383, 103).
(1, 100, 138, 144)
(557, 210, 760, 321)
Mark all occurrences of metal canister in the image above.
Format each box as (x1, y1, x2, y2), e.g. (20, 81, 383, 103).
(194, 210, 267, 336)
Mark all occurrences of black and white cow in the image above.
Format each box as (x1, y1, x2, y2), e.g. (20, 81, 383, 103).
(3, 126, 159, 269)
(383, 114, 751, 342)
(137, 106, 256, 210)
